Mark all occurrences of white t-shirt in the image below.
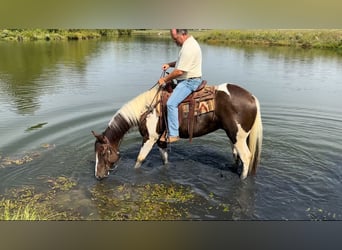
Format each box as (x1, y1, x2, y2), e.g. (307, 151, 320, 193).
(176, 36, 202, 80)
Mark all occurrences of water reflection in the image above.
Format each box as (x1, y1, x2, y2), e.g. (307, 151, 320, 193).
(0, 41, 102, 114)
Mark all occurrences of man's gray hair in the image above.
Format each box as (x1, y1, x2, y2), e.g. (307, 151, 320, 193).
(175, 29, 188, 35)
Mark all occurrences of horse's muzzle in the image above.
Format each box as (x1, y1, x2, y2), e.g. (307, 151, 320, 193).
(95, 174, 108, 181)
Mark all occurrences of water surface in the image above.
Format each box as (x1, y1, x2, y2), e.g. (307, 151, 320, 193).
(0, 36, 341, 220)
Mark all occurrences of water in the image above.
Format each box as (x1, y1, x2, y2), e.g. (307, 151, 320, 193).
(0, 35, 341, 220)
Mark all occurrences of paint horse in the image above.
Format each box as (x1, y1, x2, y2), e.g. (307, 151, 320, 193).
(92, 82, 263, 180)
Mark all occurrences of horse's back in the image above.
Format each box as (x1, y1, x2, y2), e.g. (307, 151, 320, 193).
(215, 83, 258, 133)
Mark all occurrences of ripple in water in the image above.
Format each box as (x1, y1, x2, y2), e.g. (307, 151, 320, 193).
(1, 103, 341, 220)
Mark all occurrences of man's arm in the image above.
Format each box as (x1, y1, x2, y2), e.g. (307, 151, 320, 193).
(162, 61, 176, 70)
(159, 61, 183, 85)
(158, 68, 184, 85)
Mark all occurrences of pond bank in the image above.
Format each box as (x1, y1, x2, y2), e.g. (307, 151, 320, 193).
(1, 29, 342, 51)
(194, 29, 342, 50)
(144, 29, 342, 50)
(0, 29, 123, 42)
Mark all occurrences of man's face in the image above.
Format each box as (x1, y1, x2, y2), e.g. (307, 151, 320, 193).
(171, 30, 184, 47)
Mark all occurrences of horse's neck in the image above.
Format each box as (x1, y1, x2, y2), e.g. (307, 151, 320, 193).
(105, 86, 159, 143)
(105, 113, 133, 144)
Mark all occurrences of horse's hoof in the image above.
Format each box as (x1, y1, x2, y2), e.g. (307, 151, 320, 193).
(134, 162, 142, 169)
(240, 173, 248, 180)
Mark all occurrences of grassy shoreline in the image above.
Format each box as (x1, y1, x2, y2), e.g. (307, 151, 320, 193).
(1, 29, 342, 51)
(0, 29, 122, 41)
(195, 29, 342, 50)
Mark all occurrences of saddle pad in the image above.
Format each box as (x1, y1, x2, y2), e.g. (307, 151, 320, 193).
(180, 98, 215, 118)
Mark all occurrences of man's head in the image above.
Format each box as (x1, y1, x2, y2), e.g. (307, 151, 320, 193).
(170, 29, 189, 46)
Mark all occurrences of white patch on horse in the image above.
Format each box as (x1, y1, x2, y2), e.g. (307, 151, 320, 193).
(233, 123, 251, 180)
(217, 83, 230, 96)
(146, 108, 159, 139)
(135, 108, 159, 168)
(108, 86, 159, 128)
(95, 152, 99, 176)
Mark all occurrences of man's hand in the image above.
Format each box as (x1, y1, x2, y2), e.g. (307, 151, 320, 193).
(162, 64, 170, 71)
(158, 77, 166, 87)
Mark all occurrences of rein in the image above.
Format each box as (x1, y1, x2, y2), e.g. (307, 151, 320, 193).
(146, 71, 168, 113)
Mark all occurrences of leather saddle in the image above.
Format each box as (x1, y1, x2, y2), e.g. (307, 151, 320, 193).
(159, 80, 216, 142)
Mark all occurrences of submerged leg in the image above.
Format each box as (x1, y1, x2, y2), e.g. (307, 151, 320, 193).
(158, 146, 168, 165)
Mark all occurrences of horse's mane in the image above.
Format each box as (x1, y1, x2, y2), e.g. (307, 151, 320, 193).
(108, 85, 159, 129)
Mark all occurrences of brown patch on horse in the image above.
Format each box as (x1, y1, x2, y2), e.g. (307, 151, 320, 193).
(213, 84, 257, 144)
(108, 113, 132, 139)
(226, 84, 257, 132)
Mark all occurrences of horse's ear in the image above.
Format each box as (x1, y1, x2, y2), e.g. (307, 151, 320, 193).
(92, 130, 110, 144)
(92, 130, 103, 141)
(91, 130, 99, 137)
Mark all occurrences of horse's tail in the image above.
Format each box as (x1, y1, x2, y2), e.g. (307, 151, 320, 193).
(247, 96, 263, 175)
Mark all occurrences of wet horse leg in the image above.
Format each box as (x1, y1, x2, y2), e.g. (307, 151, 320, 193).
(158, 146, 168, 165)
(135, 138, 157, 168)
(135, 109, 160, 168)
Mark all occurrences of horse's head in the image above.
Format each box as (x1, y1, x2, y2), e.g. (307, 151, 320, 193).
(91, 130, 120, 180)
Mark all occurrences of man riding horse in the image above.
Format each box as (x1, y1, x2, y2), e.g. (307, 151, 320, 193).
(91, 29, 263, 180)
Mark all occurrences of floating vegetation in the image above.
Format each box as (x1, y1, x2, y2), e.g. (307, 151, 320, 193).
(0, 144, 55, 168)
(0, 177, 233, 221)
(26, 122, 48, 132)
(0, 155, 35, 167)
(1, 142, 234, 220)
(0, 176, 80, 220)
(90, 183, 196, 220)
(306, 207, 342, 221)
(46, 176, 77, 192)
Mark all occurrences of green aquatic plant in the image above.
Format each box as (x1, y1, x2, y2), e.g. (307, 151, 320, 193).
(306, 207, 342, 221)
(0, 144, 55, 168)
(91, 183, 196, 220)
(46, 176, 77, 192)
(0, 176, 79, 220)
(25, 122, 48, 132)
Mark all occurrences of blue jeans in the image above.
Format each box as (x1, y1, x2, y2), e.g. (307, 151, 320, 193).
(167, 78, 202, 137)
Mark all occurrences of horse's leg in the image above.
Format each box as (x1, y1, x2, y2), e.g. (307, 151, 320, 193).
(135, 138, 157, 168)
(233, 124, 251, 180)
(156, 140, 168, 165)
(135, 109, 160, 168)
(158, 147, 168, 165)
(231, 144, 239, 163)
